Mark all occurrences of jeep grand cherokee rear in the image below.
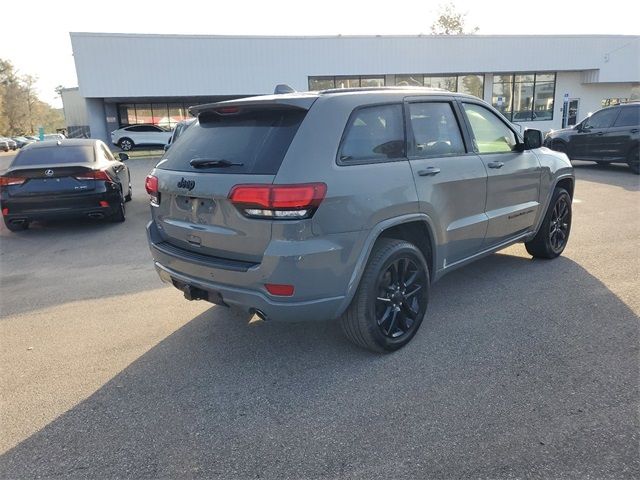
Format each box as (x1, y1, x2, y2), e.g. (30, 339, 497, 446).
(146, 94, 354, 325)
(147, 88, 573, 353)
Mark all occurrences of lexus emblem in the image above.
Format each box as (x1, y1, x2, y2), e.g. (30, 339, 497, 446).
(44, 169, 54, 177)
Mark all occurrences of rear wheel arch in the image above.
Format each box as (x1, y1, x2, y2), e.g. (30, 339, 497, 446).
(338, 215, 439, 319)
(377, 220, 435, 278)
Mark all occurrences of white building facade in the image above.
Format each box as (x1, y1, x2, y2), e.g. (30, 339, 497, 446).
(66, 32, 640, 142)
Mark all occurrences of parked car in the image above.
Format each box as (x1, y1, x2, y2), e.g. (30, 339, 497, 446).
(0, 139, 9, 152)
(164, 118, 196, 150)
(12, 136, 36, 148)
(111, 124, 173, 151)
(0, 139, 132, 231)
(544, 102, 639, 174)
(145, 87, 574, 352)
(0, 137, 18, 150)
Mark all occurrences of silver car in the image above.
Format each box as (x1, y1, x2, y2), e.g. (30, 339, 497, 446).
(146, 87, 574, 352)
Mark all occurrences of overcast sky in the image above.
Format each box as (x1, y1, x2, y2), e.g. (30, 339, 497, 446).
(1, 0, 638, 108)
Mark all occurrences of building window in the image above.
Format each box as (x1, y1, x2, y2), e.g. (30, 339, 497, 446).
(396, 75, 424, 87)
(492, 73, 556, 122)
(308, 76, 385, 90)
(456, 75, 484, 99)
(395, 74, 484, 98)
(117, 102, 192, 128)
(424, 75, 458, 93)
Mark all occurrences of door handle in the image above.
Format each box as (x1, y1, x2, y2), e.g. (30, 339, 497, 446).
(487, 161, 504, 169)
(631, 129, 639, 134)
(417, 167, 441, 176)
(595, 131, 604, 136)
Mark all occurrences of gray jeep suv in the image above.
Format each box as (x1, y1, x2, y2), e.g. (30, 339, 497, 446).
(146, 87, 574, 352)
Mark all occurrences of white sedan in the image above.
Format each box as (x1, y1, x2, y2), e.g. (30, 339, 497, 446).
(111, 124, 173, 151)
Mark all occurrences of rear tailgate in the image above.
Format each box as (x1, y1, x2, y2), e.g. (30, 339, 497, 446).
(151, 101, 313, 264)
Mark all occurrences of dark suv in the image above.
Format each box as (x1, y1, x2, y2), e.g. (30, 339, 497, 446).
(146, 87, 574, 352)
(544, 102, 640, 173)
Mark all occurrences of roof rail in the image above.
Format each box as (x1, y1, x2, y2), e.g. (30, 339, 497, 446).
(317, 86, 447, 94)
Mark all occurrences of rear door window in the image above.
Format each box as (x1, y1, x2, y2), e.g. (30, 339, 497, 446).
(159, 109, 306, 175)
(12, 146, 95, 166)
(338, 104, 405, 164)
(408, 102, 466, 157)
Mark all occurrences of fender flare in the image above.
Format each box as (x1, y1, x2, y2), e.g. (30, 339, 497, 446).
(529, 173, 575, 239)
(335, 213, 439, 318)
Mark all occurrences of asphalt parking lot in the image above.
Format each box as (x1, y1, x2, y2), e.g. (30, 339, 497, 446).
(0, 154, 639, 479)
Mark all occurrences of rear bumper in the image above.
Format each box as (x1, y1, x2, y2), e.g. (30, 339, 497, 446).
(146, 220, 361, 322)
(1, 190, 122, 222)
(154, 261, 344, 322)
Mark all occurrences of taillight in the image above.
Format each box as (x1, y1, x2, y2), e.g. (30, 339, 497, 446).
(229, 183, 327, 219)
(145, 175, 160, 206)
(74, 170, 112, 181)
(0, 176, 26, 188)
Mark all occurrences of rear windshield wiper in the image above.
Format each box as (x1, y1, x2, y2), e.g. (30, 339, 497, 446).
(190, 158, 244, 168)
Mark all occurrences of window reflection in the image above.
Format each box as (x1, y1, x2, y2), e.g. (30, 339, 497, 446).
(117, 102, 192, 128)
(492, 73, 556, 122)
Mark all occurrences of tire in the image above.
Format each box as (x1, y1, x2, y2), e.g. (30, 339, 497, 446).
(525, 187, 572, 259)
(110, 195, 126, 223)
(627, 147, 639, 174)
(125, 184, 132, 202)
(3, 219, 29, 232)
(118, 138, 134, 151)
(340, 238, 430, 353)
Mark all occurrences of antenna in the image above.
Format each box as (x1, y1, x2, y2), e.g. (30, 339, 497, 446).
(274, 84, 296, 94)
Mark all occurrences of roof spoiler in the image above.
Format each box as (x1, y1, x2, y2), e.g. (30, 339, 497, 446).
(189, 95, 316, 116)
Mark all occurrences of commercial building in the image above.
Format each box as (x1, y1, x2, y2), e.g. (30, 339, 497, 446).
(64, 32, 640, 143)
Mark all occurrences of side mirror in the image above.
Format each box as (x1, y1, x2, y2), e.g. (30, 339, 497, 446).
(523, 129, 543, 150)
(118, 152, 129, 161)
(164, 144, 170, 152)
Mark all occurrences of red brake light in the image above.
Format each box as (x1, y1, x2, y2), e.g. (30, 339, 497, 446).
(216, 106, 240, 115)
(75, 170, 111, 181)
(265, 284, 295, 296)
(229, 183, 326, 219)
(145, 175, 158, 194)
(0, 176, 26, 187)
(145, 175, 160, 206)
(94, 170, 111, 181)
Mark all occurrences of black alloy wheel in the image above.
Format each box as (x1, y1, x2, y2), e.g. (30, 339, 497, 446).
(525, 187, 572, 259)
(340, 239, 430, 352)
(375, 257, 426, 339)
(548, 194, 571, 254)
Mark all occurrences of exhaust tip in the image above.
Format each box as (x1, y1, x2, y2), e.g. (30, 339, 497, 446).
(249, 309, 268, 324)
(10, 219, 27, 225)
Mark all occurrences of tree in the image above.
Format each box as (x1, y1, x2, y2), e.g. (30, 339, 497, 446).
(430, 3, 479, 35)
(0, 59, 64, 136)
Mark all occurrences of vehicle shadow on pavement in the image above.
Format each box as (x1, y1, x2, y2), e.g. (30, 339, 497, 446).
(1, 253, 638, 479)
(571, 161, 640, 191)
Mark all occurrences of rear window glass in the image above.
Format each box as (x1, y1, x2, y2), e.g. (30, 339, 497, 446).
(12, 146, 95, 166)
(158, 109, 306, 174)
